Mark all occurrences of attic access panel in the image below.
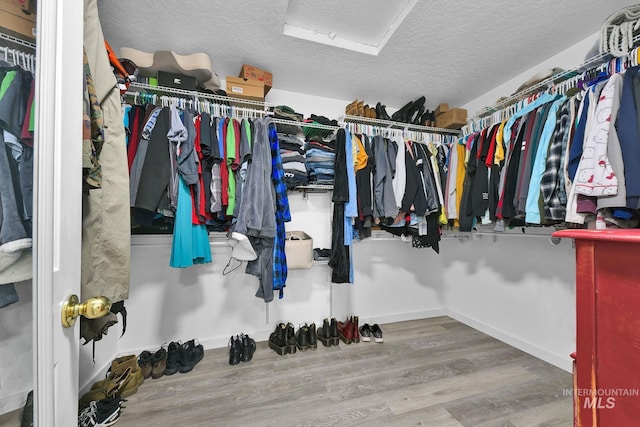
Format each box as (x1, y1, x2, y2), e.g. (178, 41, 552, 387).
(283, 0, 417, 56)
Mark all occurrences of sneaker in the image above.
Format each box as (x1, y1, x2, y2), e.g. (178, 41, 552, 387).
(359, 324, 372, 342)
(180, 339, 204, 373)
(371, 324, 384, 343)
(164, 342, 182, 375)
(78, 399, 121, 427)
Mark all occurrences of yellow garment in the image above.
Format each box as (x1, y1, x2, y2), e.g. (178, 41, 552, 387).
(454, 142, 466, 226)
(494, 121, 506, 165)
(354, 134, 368, 171)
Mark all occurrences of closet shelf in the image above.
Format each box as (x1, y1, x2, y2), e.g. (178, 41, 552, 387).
(0, 32, 35, 50)
(271, 117, 339, 131)
(340, 114, 461, 135)
(126, 82, 274, 110)
(471, 33, 640, 120)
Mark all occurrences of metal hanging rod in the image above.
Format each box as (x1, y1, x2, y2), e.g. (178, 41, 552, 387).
(127, 82, 274, 110)
(340, 114, 461, 135)
(471, 34, 640, 120)
(0, 32, 35, 50)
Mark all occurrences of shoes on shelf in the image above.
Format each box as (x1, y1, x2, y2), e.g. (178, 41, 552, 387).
(356, 100, 364, 116)
(359, 323, 371, 342)
(164, 342, 182, 376)
(371, 324, 384, 343)
(345, 99, 358, 115)
(376, 102, 391, 120)
(179, 339, 204, 373)
(151, 347, 167, 379)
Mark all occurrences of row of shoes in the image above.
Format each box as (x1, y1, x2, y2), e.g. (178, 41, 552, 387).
(345, 99, 394, 122)
(390, 96, 435, 125)
(338, 316, 384, 344)
(138, 339, 204, 380)
(346, 97, 439, 127)
(78, 396, 125, 427)
(228, 333, 256, 365)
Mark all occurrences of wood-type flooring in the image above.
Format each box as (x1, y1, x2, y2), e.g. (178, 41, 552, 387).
(0, 316, 574, 427)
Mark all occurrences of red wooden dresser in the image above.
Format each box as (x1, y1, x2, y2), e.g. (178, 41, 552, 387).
(553, 229, 640, 427)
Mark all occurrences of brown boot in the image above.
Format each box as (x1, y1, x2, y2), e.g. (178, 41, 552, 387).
(91, 354, 142, 390)
(138, 350, 153, 379)
(337, 316, 354, 344)
(80, 366, 136, 409)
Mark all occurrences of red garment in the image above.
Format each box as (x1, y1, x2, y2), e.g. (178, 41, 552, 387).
(20, 80, 34, 146)
(485, 125, 499, 168)
(220, 118, 229, 207)
(126, 106, 143, 172)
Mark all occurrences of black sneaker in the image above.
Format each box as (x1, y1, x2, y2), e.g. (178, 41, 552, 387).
(371, 324, 384, 343)
(164, 341, 182, 375)
(359, 324, 372, 342)
(78, 399, 121, 427)
(240, 334, 256, 362)
(180, 339, 204, 373)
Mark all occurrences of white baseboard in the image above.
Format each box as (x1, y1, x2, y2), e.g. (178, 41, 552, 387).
(359, 308, 448, 328)
(0, 390, 28, 417)
(447, 309, 572, 373)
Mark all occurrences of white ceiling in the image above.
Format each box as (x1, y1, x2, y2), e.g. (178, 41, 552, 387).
(98, 0, 636, 111)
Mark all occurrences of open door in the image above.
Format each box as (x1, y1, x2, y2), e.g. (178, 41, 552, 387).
(33, 0, 83, 425)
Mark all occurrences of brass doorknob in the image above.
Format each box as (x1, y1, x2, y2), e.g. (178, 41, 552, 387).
(61, 294, 112, 328)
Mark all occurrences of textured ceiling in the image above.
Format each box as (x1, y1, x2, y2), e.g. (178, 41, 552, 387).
(98, 0, 635, 111)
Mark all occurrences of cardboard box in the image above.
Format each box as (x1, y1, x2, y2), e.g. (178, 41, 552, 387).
(239, 64, 272, 95)
(435, 108, 467, 129)
(226, 76, 265, 102)
(157, 71, 197, 91)
(434, 103, 449, 117)
(0, 0, 36, 42)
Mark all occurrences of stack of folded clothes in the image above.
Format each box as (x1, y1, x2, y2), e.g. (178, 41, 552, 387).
(274, 105, 303, 135)
(305, 135, 336, 185)
(278, 134, 309, 189)
(302, 114, 338, 140)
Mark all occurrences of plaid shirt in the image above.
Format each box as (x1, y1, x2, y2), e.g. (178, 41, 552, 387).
(268, 120, 291, 298)
(541, 99, 571, 221)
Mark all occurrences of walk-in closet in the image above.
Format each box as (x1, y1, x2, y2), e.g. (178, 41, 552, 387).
(2, 1, 640, 426)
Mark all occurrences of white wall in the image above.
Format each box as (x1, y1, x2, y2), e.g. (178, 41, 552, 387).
(0, 281, 33, 414)
(441, 234, 576, 372)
